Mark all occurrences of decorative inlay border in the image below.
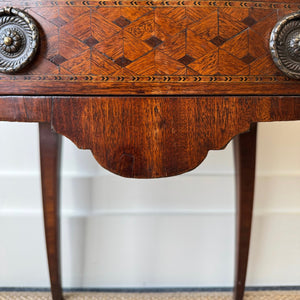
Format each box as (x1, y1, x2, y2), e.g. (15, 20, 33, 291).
(0, 75, 291, 82)
(1, 0, 298, 88)
(2, 1, 300, 9)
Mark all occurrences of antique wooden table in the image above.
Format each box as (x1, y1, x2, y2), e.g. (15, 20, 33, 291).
(0, 1, 299, 299)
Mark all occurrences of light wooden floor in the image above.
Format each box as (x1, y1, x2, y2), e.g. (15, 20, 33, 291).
(0, 291, 300, 299)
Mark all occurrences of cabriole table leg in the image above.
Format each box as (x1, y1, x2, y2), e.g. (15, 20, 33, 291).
(39, 123, 63, 300)
(233, 124, 257, 300)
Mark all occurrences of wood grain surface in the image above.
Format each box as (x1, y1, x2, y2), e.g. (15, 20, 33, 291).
(0, 2, 299, 298)
(39, 123, 63, 300)
(1, 96, 297, 178)
(0, 97, 51, 122)
(51, 96, 300, 178)
(0, 1, 299, 95)
(233, 124, 257, 300)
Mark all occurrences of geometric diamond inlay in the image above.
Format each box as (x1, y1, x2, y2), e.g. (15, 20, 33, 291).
(83, 36, 99, 47)
(50, 54, 67, 66)
(242, 16, 257, 27)
(210, 36, 227, 47)
(241, 53, 255, 64)
(115, 56, 132, 67)
(178, 54, 195, 66)
(113, 16, 131, 28)
(12, 4, 285, 80)
(145, 36, 163, 48)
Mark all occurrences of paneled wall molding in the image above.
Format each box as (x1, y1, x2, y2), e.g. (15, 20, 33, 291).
(0, 121, 299, 288)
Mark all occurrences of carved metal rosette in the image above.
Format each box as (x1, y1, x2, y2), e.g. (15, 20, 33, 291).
(270, 11, 300, 79)
(0, 7, 39, 73)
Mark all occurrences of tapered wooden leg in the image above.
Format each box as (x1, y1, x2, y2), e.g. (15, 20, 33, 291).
(233, 123, 257, 300)
(39, 123, 63, 300)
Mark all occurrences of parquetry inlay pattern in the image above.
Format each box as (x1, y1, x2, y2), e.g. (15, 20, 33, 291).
(2, 2, 299, 82)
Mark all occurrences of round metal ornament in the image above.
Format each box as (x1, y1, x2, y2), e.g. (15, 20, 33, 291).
(0, 7, 39, 73)
(270, 11, 300, 79)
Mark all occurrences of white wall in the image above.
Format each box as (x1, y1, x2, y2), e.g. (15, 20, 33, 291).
(0, 121, 299, 289)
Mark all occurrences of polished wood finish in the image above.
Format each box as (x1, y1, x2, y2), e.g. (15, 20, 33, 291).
(0, 97, 51, 122)
(0, 1, 299, 95)
(0, 0, 299, 298)
(0, 95, 297, 178)
(52, 96, 300, 178)
(234, 124, 257, 300)
(39, 123, 63, 300)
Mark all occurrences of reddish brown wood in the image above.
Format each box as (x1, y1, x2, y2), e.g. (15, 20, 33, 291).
(0, 81, 299, 96)
(233, 123, 257, 300)
(52, 96, 300, 178)
(0, 2, 299, 95)
(0, 97, 51, 122)
(0, 0, 299, 294)
(39, 123, 63, 300)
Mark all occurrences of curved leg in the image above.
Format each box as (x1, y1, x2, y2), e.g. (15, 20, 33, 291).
(233, 123, 257, 300)
(39, 123, 63, 300)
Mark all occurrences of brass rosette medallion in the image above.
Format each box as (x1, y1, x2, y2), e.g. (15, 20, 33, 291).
(0, 7, 39, 73)
(270, 11, 300, 79)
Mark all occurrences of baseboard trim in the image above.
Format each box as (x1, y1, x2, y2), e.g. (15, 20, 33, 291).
(1, 286, 300, 293)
